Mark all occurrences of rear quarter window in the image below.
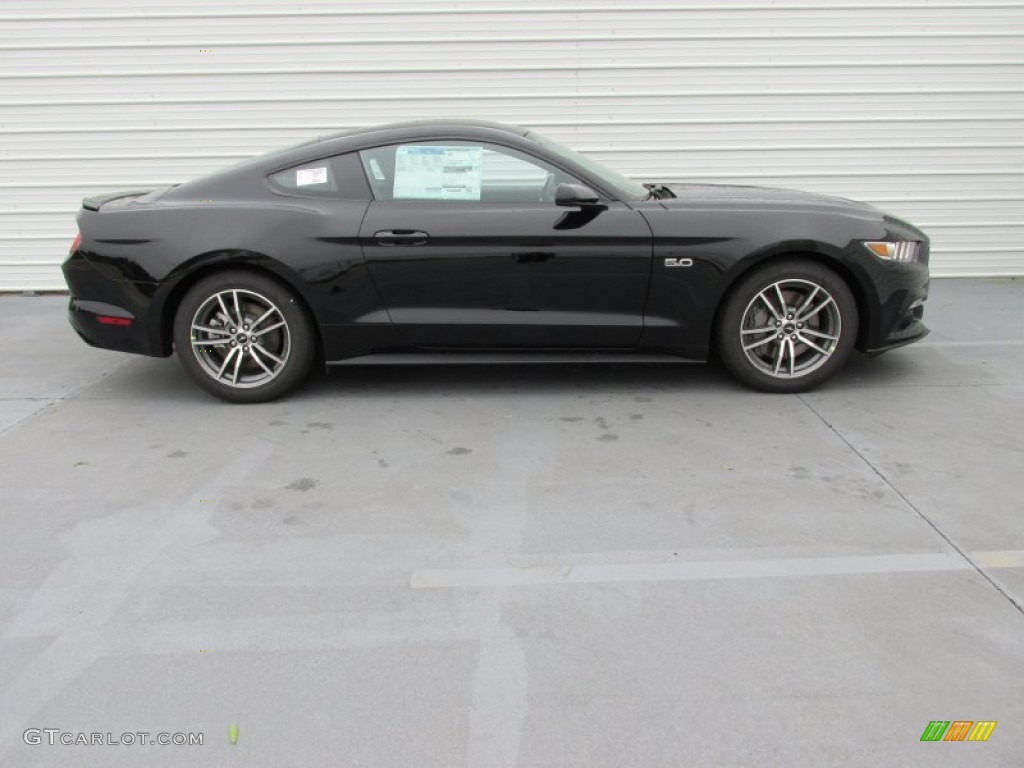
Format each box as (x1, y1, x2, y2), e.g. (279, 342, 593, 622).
(267, 152, 370, 199)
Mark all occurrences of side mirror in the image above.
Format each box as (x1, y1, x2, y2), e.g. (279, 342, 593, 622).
(555, 183, 603, 207)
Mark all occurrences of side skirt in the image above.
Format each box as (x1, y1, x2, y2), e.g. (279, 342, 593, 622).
(326, 351, 702, 366)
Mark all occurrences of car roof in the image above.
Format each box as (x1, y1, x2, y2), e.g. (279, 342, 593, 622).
(318, 119, 531, 142)
(255, 120, 535, 171)
(164, 118, 646, 204)
(170, 120, 552, 198)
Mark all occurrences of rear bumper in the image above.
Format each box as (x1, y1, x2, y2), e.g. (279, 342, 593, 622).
(68, 298, 154, 355)
(62, 252, 166, 357)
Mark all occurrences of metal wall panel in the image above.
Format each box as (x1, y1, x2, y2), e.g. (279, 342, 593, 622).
(1, 0, 1022, 288)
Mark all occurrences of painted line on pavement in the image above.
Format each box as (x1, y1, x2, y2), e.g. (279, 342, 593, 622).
(411, 549, 1024, 589)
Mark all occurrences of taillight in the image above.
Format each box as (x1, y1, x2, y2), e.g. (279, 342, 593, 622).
(95, 315, 133, 327)
(69, 232, 82, 255)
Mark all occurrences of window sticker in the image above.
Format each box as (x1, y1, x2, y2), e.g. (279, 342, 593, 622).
(368, 158, 386, 181)
(393, 145, 482, 201)
(296, 167, 328, 186)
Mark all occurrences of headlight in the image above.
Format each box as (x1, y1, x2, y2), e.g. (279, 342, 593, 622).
(862, 241, 920, 263)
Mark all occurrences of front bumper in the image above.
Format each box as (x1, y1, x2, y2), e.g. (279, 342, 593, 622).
(864, 294, 929, 355)
(852, 214, 933, 354)
(860, 262, 930, 354)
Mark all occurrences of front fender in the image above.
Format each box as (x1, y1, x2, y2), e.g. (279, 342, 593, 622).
(637, 203, 889, 355)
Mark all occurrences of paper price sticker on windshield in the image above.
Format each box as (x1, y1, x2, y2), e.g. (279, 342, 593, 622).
(393, 146, 482, 201)
(296, 167, 328, 186)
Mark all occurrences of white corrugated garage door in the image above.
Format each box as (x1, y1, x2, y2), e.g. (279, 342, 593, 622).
(1, 0, 1023, 290)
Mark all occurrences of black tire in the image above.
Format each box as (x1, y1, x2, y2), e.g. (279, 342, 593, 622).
(173, 270, 315, 403)
(716, 260, 858, 393)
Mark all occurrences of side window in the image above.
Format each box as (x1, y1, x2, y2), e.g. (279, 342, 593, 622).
(268, 152, 371, 199)
(359, 142, 578, 203)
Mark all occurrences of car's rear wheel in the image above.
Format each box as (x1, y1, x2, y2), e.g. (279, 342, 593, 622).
(173, 271, 315, 403)
(716, 260, 858, 393)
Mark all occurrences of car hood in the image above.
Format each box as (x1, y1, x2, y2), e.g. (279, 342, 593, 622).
(658, 183, 876, 212)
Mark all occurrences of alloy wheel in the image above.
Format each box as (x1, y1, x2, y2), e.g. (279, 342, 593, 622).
(189, 289, 291, 388)
(739, 279, 842, 379)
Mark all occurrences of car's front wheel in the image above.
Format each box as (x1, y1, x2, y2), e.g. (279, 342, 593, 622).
(716, 260, 858, 393)
(173, 270, 315, 403)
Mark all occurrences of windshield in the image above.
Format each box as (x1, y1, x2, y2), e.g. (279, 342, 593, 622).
(526, 131, 649, 201)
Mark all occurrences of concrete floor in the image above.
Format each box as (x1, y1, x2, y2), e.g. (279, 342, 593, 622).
(0, 278, 1022, 767)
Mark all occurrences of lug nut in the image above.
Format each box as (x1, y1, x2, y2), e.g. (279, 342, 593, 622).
(776, 333, 783, 340)
(786, 314, 794, 320)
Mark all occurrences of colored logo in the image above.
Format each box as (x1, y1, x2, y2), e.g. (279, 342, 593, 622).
(921, 721, 996, 742)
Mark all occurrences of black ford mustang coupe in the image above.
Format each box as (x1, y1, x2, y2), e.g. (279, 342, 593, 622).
(63, 120, 929, 403)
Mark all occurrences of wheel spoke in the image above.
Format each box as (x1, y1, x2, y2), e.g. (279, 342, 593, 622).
(772, 341, 786, 375)
(215, 294, 234, 328)
(741, 326, 776, 335)
(231, 345, 244, 385)
(797, 335, 831, 356)
(191, 337, 231, 347)
(255, 345, 284, 365)
(743, 335, 776, 352)
(191, 324, 232, 336)
(798, 296, 834, 322)
(757, 291, 783, 321)
(216, 347, 239, 380)
(252, 321, 286, 337)
(800, 328, 839, 341)
(787, 338, 795, 376)
(232, 290, 244, 327)
(248, 345, 275, 375)
(249, 306, 277, 331)
(796, 286, 820, 317)
(773, 283, 788, 315)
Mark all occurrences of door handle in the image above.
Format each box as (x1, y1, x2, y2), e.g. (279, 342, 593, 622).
(373, 229, 429, 246)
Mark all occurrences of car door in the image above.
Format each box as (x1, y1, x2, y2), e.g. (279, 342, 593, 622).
(357, 140, 653, 348)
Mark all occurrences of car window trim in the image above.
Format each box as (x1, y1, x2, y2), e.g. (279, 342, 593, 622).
(264, 154, 371, 201)
(351, 137, 618, 204)
(263, 136, 624, 204)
